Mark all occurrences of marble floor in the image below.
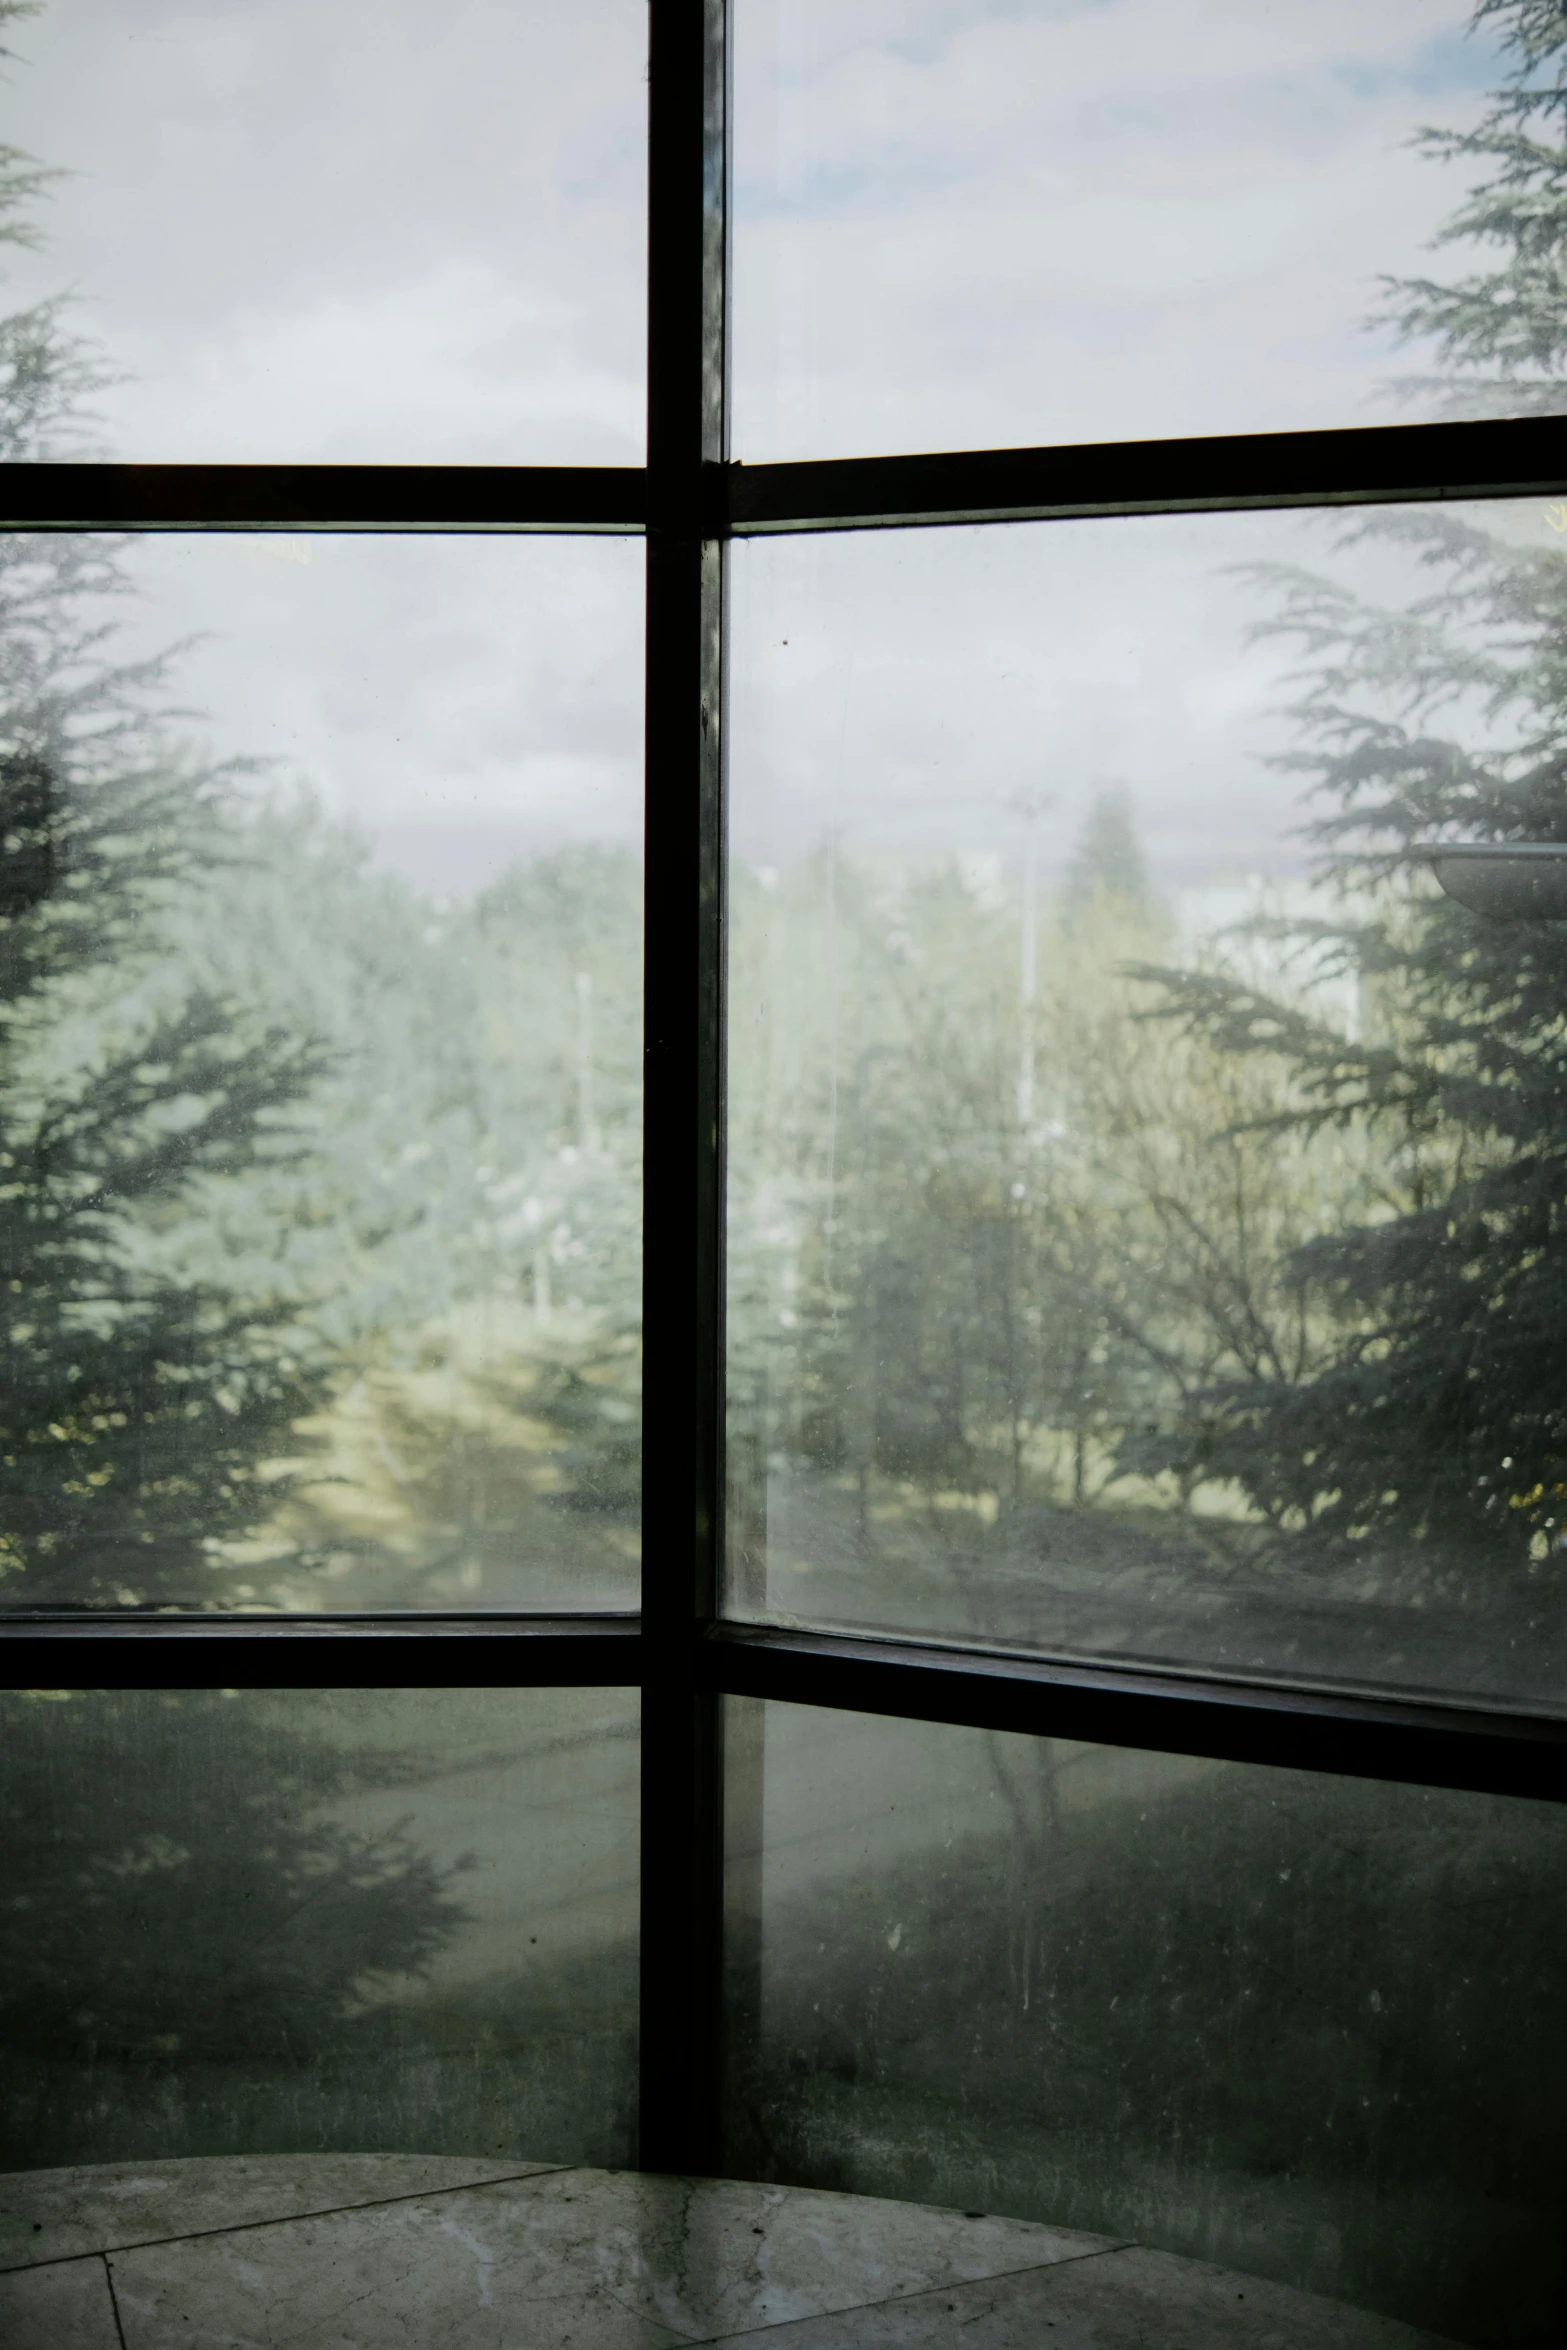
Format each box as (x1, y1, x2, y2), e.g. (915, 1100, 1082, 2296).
(0, 2155, 1463, 2349)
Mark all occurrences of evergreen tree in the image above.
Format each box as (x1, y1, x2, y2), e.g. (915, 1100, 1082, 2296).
(0, 587, 338, 1605)
(1376, 0, 1567, 416)
(0, 1690, 465, 2096)
(1145, 0, 1567, 1575)
(1065, 784, 1152, 914)
(0, 4, 107, 464)
(0, 17, 337, 1605)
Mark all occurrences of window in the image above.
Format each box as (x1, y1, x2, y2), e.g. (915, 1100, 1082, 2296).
(4, 4, 1566, 2342)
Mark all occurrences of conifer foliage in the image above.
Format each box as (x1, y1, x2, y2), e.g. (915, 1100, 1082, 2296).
(1146, 0, 1567, 1573)
(1378, 0, 1567, 415)
(0, 6, 333, 1603)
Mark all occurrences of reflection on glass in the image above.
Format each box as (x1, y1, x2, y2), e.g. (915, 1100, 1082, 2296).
(727, 498, 1567, 1706)
(733, 0, 1533, 459)
(0, 0, 645, 462)
(725, 1698, 1567, 2348)
(0, 533, 642, 1611)
(0, 1688, 638, 2168)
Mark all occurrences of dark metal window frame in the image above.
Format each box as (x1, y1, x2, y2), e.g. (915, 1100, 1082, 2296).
(2, 0, 1566, 2178)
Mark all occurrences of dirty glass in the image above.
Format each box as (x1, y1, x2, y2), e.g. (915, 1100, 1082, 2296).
(732, 0, 1515, 460)
(724, 1697, 1567, 2350)
(726, 498, 1567, 1708)
(0, 0, 645, 463)
(0, 533, 642, 1611)
(0, 1688, 639, 2171)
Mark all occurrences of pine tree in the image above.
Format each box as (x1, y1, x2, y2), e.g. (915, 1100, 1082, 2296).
(1145, 0, 1567, 1577)
(1065, 784, 1152, 914)
(0, 13, 338, 1606)
(0, 582, 340, 1606)
(0, 1689, 467, 2145)
(1376, 0, 1567, 416)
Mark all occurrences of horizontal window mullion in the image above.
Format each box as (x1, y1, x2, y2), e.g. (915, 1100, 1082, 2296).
(704, 1624, 1567, 1803)
(0, 1616, 642, 1689)
(0, 463, 647, 533)
(5, 418, 1560, 539)
(14, 1605, 1563, 1786)
(727, 415, 1567, 536)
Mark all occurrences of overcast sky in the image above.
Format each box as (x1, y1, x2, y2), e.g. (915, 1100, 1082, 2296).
(731, 496, 1561, 888)
(0, 0, 649, 891)
(0, 0, 1526, 895)
(0, 0, 647, 465)
(101, 531, 644, 894)
(732, 0, 1502, 459)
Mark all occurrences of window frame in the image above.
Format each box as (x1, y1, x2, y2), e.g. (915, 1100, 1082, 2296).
(1, 0, 1565, 2183)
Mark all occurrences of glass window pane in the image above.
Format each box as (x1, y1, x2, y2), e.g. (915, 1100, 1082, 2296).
(733, 0, 1525, 460)
(725, 1697, 1567, 2348)
(0, 532, 642, 1612)
(0, 0, 645, 462)
(727, 497, 1567, 1707)
(0, 1688, 638, 2168)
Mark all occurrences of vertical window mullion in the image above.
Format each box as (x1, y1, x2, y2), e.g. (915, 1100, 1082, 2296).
(639, 0, 729, 2176)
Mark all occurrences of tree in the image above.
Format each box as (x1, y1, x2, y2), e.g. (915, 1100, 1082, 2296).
(0, 1688, 466, 2076)
(0, 691, 342, 1609)
(726, 851, 1165, 1550)
(1376, 0, 1567, 417)
(1064, 783, 1152, 916)
(0, 3, 108, 466)
(0, 1686, 481, 2167)
(1143, 0, 1567, 1577)
(155, 821, 648, 1608)
(0, 17, 343, 1605)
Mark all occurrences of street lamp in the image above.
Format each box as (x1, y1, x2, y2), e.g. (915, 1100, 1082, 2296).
(1414, 842, 1567, 921)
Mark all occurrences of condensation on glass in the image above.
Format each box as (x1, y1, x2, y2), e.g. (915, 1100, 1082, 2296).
(725, 497, 1567, 1708)
(732, 0, 1504, 460)
(0, 532, 643, 1611)
(724, 1697, 1567, 2350)
(0, 0, 646, 462)
(0, 1687, 639, 2170)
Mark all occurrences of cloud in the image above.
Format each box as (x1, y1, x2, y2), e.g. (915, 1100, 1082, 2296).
(0, 0, 647, 891)
(104, 533, 644, 885)
(730, 499, 1541, 886)
(0, 0, 1523, 892)
(731, 0, 1501, 457)
(0, 0, 646, 464)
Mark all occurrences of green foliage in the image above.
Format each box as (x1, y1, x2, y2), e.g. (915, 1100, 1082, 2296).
(1064, 783, 1152, 914)
(1136, 7, 1567, 1574)
(0, 79, 645, 1604)
(1139, 519, 1567, 1566)
(727, 0, 1567, 1639)
(0, 1690, 466, 2068)
(725, 841, 1343, 1593)
(0, 17, 651, 1608)
(729, 1751, 1567, 2348)
(0, 1688, 639, 2172)
(0, 565, 346, 1602)
(0, 29, 352, 1601)
(1376, 1, 1567, 413)
(162, 818, 645, 1605)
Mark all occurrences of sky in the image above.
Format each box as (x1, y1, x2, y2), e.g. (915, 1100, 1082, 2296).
(0, 0, 648, 466)
(98, 532, 644, 892)
(731, 0, 1503, 459)
(0, 0, 1527, 895)
(730, 496, 1564, 888)
(0, 0, 650, 890)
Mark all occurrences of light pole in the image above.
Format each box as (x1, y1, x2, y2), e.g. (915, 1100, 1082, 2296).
(1009, 792, 1053, 1131)
(574, 968, 599, 1154)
